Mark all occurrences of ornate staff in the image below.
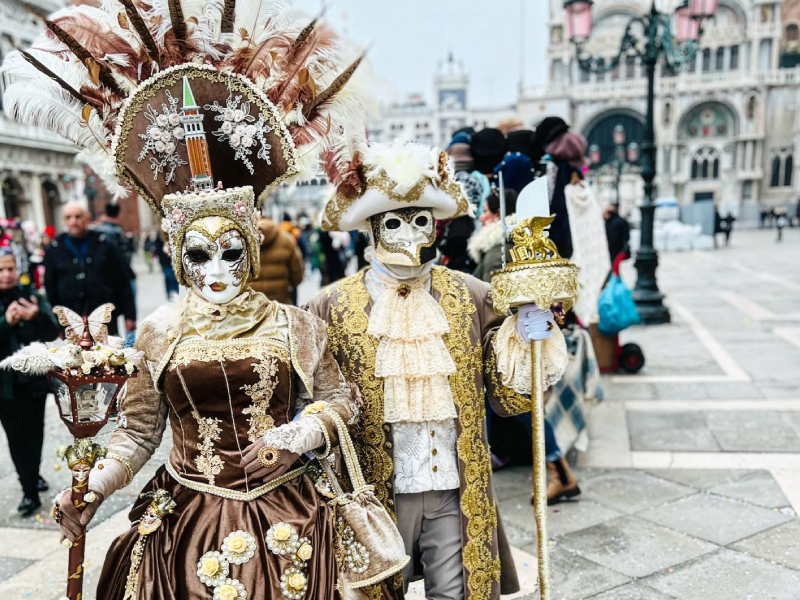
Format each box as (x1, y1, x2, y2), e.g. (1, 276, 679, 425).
(46, 306, 138, 600)
(491, 207, 578, 600)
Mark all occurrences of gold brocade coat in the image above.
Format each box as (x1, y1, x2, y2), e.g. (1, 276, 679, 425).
(307, 266, 542, 600)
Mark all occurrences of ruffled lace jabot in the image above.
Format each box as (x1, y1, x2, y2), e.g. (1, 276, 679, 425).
(366, 268, 458, 424)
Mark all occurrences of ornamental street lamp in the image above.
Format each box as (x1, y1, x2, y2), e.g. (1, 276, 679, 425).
(564, 0, 716, 324)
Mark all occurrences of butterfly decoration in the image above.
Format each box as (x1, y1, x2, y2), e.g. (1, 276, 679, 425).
(54, 304, 115, 346)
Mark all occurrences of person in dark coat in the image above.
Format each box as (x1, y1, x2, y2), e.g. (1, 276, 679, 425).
(604, 203, 631, 260)
(0, 248, 61, 516)
(43, 203, 136, 336)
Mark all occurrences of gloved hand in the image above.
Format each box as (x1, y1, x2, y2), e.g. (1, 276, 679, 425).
(54, 488, 105, 543)
(515, 303, 554, 343)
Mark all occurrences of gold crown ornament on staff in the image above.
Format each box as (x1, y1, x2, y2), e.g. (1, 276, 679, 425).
(490, 177, 578, 600)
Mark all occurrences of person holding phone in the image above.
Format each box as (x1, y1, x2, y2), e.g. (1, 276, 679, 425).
(0, 247, 60, 516)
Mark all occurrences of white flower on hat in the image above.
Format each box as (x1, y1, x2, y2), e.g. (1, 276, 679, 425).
(233, 109, 245, 122)
(165, 142, 176, 155)
(245, 124, 257, 137)
(222, 121, 234, 134)
(224, 108, 234, 120)
(156, 114, 169, 127)
(173, 127, 185, 140)
(168, 113, 180, 126)
(241, 136, 253, 148)
(155, 140, 166, 153)
(230, 134, 241, 148)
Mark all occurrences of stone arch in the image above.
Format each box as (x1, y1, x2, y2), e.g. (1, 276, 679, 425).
(2, 177, 24, 219)
(42, 180, 60, 227)
(582, 108, 645, 169)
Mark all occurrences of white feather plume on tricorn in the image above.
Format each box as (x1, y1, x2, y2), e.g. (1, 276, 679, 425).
(320, 139, 473, 232)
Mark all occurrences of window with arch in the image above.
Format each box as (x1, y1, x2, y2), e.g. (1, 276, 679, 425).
(702, 48, 711, 71)
(746, 96, 757, 120)
(663, 102, 672, 127)
(770, 150, 794, 187)
(715, 47, 725, 70)
(691, 147, 720, 180)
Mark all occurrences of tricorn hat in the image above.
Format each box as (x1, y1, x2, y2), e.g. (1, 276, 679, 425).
(321, 140, 471, 232)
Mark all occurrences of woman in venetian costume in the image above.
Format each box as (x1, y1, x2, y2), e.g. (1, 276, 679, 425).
(0, 2, 393, 598)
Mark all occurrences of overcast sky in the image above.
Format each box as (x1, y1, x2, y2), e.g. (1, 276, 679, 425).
(292, 0, 550, 108)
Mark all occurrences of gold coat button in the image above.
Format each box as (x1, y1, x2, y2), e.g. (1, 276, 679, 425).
(432, 466, 438, 473)
(432, 449, 438, 456)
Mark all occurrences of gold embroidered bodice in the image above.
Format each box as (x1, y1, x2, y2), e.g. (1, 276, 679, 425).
(163, 339, 294, 490)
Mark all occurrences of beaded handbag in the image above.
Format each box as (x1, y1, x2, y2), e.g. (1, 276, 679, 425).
(319, 411, 409, 590)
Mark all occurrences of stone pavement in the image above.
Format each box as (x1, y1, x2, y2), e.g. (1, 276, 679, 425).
(0, 228, 799, 599)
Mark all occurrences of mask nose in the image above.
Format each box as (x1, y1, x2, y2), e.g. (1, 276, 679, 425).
(208, 253, 225, 278)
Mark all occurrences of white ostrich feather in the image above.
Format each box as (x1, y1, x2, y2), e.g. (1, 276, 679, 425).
(364, 141, 438, 196)
(0, 343, 60, 376)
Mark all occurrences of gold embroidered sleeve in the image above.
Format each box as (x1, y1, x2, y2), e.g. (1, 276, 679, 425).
(484, 335, 531, 417)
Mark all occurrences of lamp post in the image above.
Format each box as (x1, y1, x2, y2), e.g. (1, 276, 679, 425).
(563, 0, 717, 324)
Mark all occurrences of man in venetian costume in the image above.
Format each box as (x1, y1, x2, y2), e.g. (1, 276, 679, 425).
(308, 141, 569, 600)
(1, 2, 408, 598)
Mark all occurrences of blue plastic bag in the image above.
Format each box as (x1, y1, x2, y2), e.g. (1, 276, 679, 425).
(597, 275, 640, 336)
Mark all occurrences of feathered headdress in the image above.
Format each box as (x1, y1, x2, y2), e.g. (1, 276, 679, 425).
(320, 140, 472, 232)
(1, 0, 373, 207)
(2, 1, 374, 284)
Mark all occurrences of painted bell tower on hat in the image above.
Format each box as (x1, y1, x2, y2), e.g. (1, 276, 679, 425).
(179, 76, 214, 191)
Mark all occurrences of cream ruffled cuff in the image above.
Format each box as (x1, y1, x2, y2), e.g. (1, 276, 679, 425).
(493, 315, 568, 396)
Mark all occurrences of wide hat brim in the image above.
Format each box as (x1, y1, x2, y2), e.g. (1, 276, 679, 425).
(322, 180, 471, 231)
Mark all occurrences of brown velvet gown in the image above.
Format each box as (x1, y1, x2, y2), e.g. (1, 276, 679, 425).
(96, 291, 357, 600)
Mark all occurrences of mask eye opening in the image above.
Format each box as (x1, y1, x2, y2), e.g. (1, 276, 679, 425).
(384, 218, 402, 230)
(414, 215, 429, 227)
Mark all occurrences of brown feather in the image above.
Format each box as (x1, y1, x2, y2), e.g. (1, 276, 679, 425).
(45, 20, 124, 95)
(52, 12, 143, 83)
(292, 18, 316, 51)
(303, 54, 363, 120)
(323, 148, 364, 197)
(20, 51, 87, 104)
(230, 18, 292, 79)
(118, 0, 160, 63)
(270, 23, 336, 105)
(220, 0, 236, 33)
(168, 0, 187, 50)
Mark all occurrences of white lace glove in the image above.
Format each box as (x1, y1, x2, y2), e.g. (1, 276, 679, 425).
(261, 418, 326, 455)
(515, 303, 554, 343)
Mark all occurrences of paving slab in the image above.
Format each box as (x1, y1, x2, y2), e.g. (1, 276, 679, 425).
(647, 548, 800, 600)
(627, 412, 720, 452)
(637, 492, 793, 546)
(533, 547, 630, 600)
(730, 520, 800, 571)
(707, 470, 791, 509)
(498, 492, 624, 539)
(706, 410, 800, 452)
(579, 471, 696, 514)
(556, 515, 717, 579)
(0, 557, 34, 583)
(587, 582, 677, 600)
(643, 468, 756, 490)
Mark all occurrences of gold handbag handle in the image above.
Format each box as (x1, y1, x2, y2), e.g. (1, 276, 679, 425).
(324, 411, 369, 492)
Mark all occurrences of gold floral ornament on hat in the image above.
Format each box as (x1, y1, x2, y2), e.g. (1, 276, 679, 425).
(1, 0, 375, 285)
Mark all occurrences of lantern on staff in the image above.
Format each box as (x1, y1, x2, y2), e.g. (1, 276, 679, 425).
(1, 303, 139, 600)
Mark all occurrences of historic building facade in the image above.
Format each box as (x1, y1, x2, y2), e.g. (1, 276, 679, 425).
(519, 0, 800, 216)
(367, 53, 517, 148)
(0, 0, 87, 227)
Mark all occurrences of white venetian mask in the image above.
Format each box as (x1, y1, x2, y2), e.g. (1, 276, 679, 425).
(181, 218, 249, 304)
(370, 208, 437, 267)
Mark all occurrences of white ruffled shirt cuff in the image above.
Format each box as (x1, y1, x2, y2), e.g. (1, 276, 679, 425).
(493, 315, 568, 396)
